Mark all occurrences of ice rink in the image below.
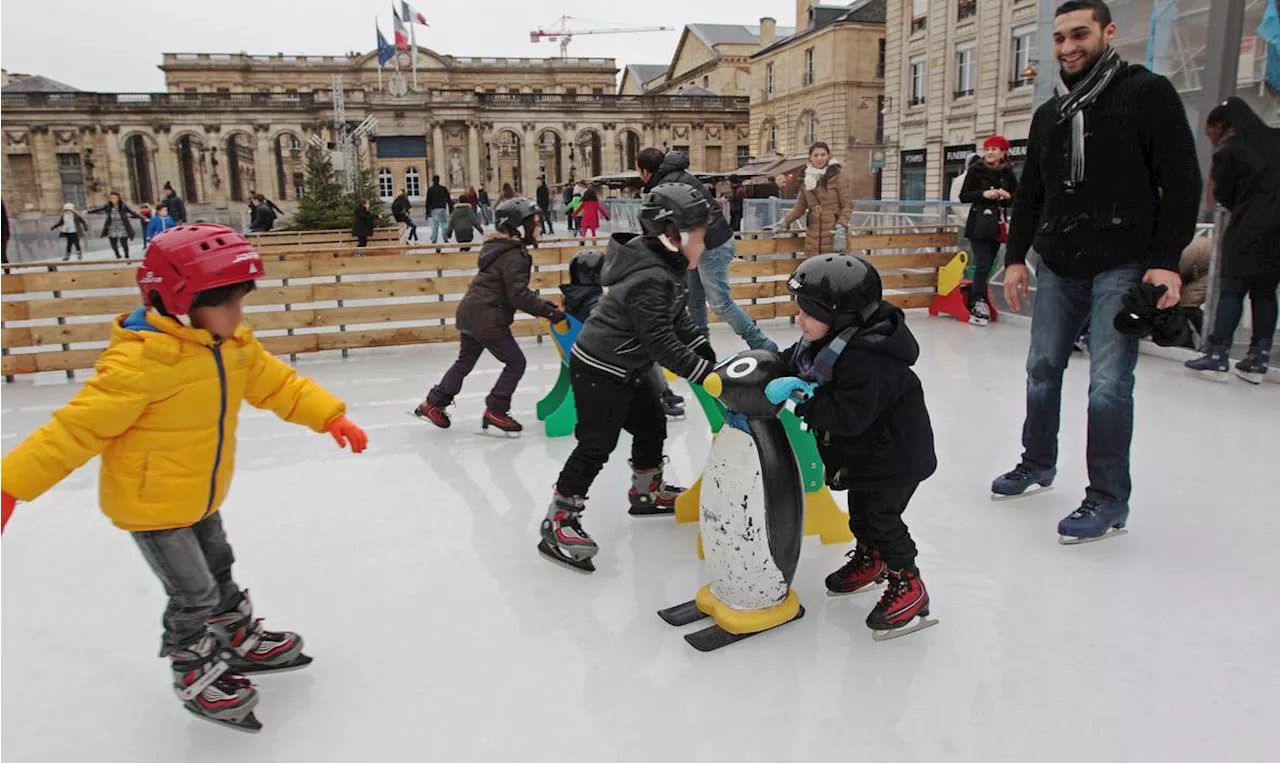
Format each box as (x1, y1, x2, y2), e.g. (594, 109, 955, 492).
(2, 316, 1277, 762)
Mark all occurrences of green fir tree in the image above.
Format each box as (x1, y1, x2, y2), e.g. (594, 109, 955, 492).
(289, 146, 386, 231)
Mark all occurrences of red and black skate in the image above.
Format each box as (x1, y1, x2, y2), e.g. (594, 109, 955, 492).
(824, 543, 887, 596)
(866, 567, 937, 641)
(481, 408, 523, 434)
(413, 401, 451, 428)
(628, 462, 685, 516)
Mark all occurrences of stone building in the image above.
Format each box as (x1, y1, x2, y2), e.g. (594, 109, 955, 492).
(1, 49, 750, 216)
(748, 1, 888, 199)
(644, 23, 795, 97)
(881, 0, 1042, 201)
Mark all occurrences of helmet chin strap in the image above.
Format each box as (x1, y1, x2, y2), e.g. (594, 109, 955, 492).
(657, 231, 690, 252)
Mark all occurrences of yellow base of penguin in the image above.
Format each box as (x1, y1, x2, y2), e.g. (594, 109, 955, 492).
(696, 585, 801, 635)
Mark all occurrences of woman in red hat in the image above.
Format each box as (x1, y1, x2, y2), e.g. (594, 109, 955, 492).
(958, 135, 1019, 325)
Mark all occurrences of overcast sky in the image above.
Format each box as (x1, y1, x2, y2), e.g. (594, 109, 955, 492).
(1, 0, 792, 92)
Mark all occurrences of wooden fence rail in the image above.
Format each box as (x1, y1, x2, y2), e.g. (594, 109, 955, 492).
(1, 227, 961, 377)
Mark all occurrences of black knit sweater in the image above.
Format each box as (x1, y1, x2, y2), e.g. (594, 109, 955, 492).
(1006, 64, 1202, 278)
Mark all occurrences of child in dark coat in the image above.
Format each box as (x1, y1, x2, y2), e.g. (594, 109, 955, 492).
(775, 254, 937, 640)
(414, 197, 564, 433)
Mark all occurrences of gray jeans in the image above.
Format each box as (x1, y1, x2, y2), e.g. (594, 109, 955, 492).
(132, 513, 241, 656)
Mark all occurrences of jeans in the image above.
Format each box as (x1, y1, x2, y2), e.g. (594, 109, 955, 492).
(540, 205, 554, 234)
(847, 483, 919, 571)
(1209, 274, 1279, 354)
(686, 239, 778, 352)
(430, 208, 449, 243)
(428, 331, 527, 413)
(132, 513, 241, 656)
(479, 204, 492, 225)
(556, 357, 666, 497)
(1021, 263, 1143, 506)
(968, 238, 1000, 307)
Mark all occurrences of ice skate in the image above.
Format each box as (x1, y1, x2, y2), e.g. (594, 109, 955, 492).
(207, 590, 312, 675)
(968, 298, 991, 327)
(1234, 350, 1270, 385)
(538, 492, 598, 573)
(412, 400, 451, 428)
(1057, 499, 1129, 545)
(991, 463, 1056, 500)
(170, 633, 261, 733)
(480, 408, 522, 437)
(825, 543, 887, 596)
(867, 567, 937, 641)
(628, 460, 685, 516)
(660, 390, 686, 419)
(1184, 349, 1229, 382)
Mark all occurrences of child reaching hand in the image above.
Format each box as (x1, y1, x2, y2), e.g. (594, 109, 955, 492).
(0, 224, 368, 731)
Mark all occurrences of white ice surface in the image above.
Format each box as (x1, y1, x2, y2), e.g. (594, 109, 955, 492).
(2, 316, 1278, 763)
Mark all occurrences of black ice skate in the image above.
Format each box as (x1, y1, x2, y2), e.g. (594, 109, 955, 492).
(207, 590, 312, 675)
(1234, 349, 1270, 385)
(538, 492, 598, 573)
(170, 633, 261, 733)
(628, 460, 685, 516)
(480, 408, 523, 436)
(661, 389, 686, 419)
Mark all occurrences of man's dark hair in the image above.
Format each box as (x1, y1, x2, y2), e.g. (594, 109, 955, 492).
(636, 148, 665, 173)
(1055, 0, 1112, 26)
(190, 281, 257, 311)
(432, 174, 440, 184)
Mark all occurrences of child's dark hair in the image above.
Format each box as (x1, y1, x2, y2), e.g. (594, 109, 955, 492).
(1055, 0, 1111, 26)
(582, 188, 598, 203)
(190, 281, 257, 310)
(636, 147, 665, 173)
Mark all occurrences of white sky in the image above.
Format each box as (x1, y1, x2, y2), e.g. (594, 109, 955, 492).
(1, 0, 792, 92)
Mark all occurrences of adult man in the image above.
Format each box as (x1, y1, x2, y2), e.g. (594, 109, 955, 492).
(162, 182, 188, 224)
(995, 0, 1201, 543)
(391, 188, 417, 241)
(426, 175, 453, 243)
(636, 148, 776, 352)
(536, 178, 555, 235)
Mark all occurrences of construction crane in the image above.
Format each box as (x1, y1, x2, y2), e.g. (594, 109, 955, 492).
(530, 16, 672, 60)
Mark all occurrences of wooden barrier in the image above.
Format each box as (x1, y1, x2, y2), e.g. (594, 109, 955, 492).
(246, 227, 401, 252)
(0, 227, 961, 377)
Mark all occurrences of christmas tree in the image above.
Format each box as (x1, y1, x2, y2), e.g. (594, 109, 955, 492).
(288, 146, 384, 231)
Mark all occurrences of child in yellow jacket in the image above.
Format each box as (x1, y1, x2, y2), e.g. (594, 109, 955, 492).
(0, 223, 368, 733)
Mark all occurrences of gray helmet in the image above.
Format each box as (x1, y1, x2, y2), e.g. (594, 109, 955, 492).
(493, 197, 539, 236)
(638, 183, 712, 237)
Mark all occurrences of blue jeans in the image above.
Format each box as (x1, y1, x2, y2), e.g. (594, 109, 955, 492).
(1021, 263, 1143, 505)
(686, 239, 778, 352)
(430, 208, 449, 243)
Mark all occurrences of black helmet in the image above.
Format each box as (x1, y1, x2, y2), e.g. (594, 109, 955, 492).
(493, 197, 539, 237)
(638, 183, 712, 237)
(787, 255, 883, 329)
(569, 249, 604, 286)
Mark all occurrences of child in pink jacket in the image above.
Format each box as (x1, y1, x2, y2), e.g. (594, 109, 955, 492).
(572, 188, 609, 238)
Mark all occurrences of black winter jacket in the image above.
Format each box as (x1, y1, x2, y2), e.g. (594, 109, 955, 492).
(561, 283, 603, 323)
(455, 238, 557, 339)
(642, 151, 733, 250)
(1007, 64, 1202, 278)
(573, 233, 714, 383)
(782, 304, 937, 490)
(391, 193, 412, 220)
(426, 183, 452, 212)
(536, 184, 551, 209)
(1211, 136, 1280, 279)
(446, 204, 485, 243)
(249, 203, 276, 232)
(87, 201, 141, 239)
(959, 162, 1018, 242)
(163, 193, 187, 224)
(351, 205, 377, 238)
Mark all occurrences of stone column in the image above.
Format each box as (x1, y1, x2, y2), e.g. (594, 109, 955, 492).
(29, 126, 61, 212)
(101, 128, 129, 199)
(520, 122, 538, 195)
(467, 121, 481, 189)
(601, 123, 617, 178)
(431, 122, 445, 184)
(254, 125, 274, 198)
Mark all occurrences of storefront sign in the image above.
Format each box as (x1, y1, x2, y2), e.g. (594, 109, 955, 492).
(1007, 139, 1028, 160)
(901, 149, 928, 167)
(944, 144, 976, 166)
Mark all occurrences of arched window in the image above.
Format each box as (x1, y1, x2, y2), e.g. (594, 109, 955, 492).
(404, 167, 421, 198)
(378, 168, 394, 198)
(767, 123, 777, 154)
(806, 112, 818, 146)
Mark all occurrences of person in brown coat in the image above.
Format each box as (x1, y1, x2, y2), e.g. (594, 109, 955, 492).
(413, 198, 564, 433)
(778, 141, 854, 257)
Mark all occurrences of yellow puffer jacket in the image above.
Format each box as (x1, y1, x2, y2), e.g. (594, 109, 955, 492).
(0, 307, 345, 531)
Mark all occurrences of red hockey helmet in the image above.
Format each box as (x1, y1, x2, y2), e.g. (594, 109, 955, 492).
(137, 224, 265, 316)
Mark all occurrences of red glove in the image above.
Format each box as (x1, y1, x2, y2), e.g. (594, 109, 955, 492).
(327, 416, 368, 454)
(2, 491, 16, 534)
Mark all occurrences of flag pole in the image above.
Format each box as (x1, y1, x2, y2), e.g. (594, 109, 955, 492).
(410, 16, 419, 90)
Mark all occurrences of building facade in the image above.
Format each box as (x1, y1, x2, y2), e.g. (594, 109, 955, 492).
(1, 50, 751, 215)
(749, 0, 887, 199)
(882, 0, 1042, 201)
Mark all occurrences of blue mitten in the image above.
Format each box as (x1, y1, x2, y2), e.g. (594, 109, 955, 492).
(765, 376, 816, 405)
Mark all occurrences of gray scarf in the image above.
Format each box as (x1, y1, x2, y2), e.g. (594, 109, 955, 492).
(1055, 47, 1123, 183)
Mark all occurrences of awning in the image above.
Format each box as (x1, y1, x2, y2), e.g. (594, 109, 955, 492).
(735, 155, 808, 181)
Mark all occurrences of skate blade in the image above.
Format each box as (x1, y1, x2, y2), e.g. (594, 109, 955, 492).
(1185, 368, 1228, 383)
(1059, 527, 1128, 545)
(476, 427, 521, 438)
(990, 484, 1053, 501)
(658, 599, 710, 627)
(826, 580, 886, 598)
(684, 606, 805, 652)
(185, 707, 262, 733)
(968, 317, 989, 327)
(229, 653, 313, 675)
(1234, 368, 1264, 385)
(537, 540, 596, 574)
(628, 504, 677, 517)
(872, 615, 938, 642)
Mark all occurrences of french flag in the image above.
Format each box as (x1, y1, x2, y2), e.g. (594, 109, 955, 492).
(401, 1, 428, 26)
(391, 5, 410, 49)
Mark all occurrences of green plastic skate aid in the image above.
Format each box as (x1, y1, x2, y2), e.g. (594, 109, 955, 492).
(537, 364, 572, 421)
(687, 380, 726, 433)
(542, 387, 578, 438)
(780, 407, 826, 494)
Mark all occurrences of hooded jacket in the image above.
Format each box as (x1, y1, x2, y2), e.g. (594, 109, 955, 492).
(782, 304, 936, 489)
(560, 282, 603, 323)
(454, 237, 557, 339)
(87, 201, 141, 240)
(0, 307, 345, 532)
(642, 151, 733, 250)
(446, 203, 485, 243)
(572, 233, 713, 383)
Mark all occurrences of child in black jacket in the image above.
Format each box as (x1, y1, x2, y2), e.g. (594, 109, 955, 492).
(777, 254, 938, 639)
(539, 184, 718, 573)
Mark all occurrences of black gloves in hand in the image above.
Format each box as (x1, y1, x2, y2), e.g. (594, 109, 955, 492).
(549, 309, 567, 325)
(693, 341, 716, 364)
(1113, 282, 1192, 347)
